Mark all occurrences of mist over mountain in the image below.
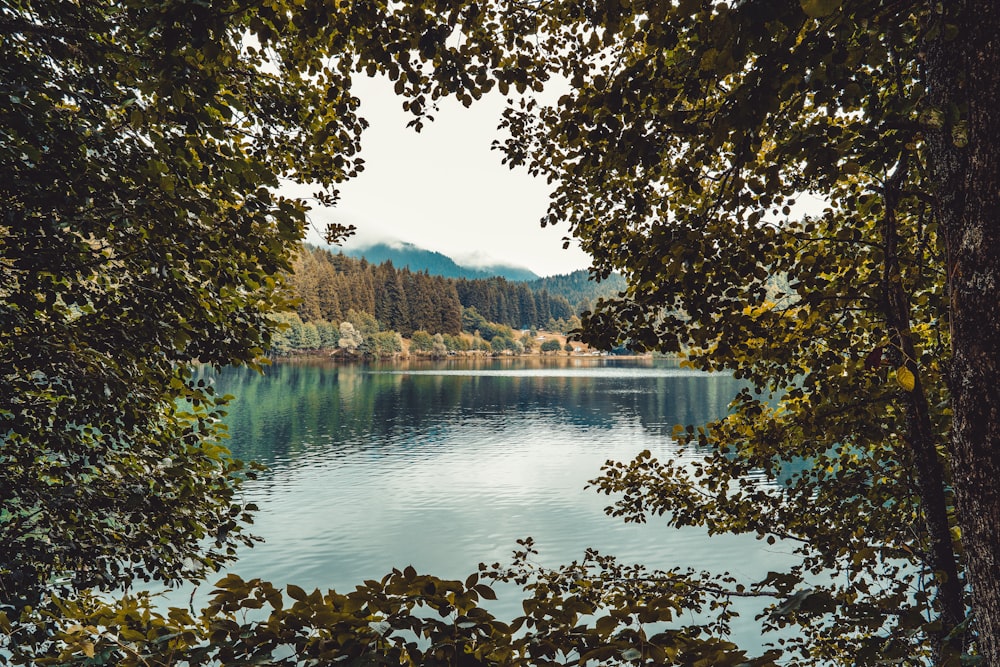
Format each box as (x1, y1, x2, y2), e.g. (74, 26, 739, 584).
(333, 239, 627, 311)
(341, 241, 540, 281)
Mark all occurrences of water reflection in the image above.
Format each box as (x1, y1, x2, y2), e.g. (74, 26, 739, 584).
(208, 358, 741, 468)
(180, 357, 796, 648)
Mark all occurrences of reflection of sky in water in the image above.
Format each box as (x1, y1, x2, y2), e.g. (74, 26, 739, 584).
(167, 358, 797, 650)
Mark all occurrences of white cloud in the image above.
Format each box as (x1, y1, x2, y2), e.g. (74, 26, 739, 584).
(290, 76, 592, 277)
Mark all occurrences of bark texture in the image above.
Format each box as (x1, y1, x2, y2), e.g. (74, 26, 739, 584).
(927, 0, 1000, 661)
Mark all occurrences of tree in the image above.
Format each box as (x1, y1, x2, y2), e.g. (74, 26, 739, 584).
(454, 1, 1000, 663)
(431, 333, 448, 357)
(313, 253, 344, 323)
(0, 0, 465, 642)
(315, 320, 341, 350)
(298, 322, 321, 351)
(363, 331, 403, 358)
(461, 305, 493, 338)
(290, 249, 324, 322)
(490, 334, 517, 354)
(410, 329, 435, 353)
(0, 0, 362, 623)
(924, 5, 1000, 658)
(434, 277, 465, 335)
(442, 333, 470, 352)
(540, 339, 563, 354)
(268, 312, 305, 356)
(374, 261, 410, 333)
(337, 322, 364, 355)
(0, 0, 367, 662)
(346, 308, 380, 338)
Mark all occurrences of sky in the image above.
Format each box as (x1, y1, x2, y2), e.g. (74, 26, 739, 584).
(291, 75, 593, 278)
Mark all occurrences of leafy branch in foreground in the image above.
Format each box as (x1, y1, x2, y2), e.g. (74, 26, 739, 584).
(17, 547, 787, 667)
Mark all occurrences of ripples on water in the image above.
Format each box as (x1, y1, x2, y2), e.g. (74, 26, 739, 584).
(165, 357, 796, 649)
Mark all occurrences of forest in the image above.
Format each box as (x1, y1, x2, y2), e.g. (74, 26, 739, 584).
(278, 245, 586, 355)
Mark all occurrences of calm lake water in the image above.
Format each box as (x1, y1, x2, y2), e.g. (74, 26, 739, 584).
(173, 356, 796, 648)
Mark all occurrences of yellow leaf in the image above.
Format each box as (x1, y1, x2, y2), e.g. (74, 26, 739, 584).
(82, 641, 95, 658)
(896, 366, 916, 392)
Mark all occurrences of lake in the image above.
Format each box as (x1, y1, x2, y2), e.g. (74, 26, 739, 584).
(173, 356, 796, 649)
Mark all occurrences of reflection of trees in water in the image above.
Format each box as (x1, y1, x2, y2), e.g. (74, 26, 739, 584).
(442, 372, 743, 437)
(200, 361, 747, 469)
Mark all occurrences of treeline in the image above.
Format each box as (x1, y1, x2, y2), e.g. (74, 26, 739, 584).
(527, 270, 626, 312)
(453, 277, 573, 331)
(288, 245, 575, 335)
(268, 308, 565, 358)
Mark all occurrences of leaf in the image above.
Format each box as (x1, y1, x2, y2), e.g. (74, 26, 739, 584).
(896, 366, 916, 392)
(287, 584, 308, 601)
(595, 614, 618, 635)
(800, 0, 842, 17)
(864, 346, 884, 371)
(474, 584, 497, 600)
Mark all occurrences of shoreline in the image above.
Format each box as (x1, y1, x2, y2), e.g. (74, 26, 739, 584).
(268, 329, 670, 361)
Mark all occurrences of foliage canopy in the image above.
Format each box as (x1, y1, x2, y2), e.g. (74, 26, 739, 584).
(1, 0, 365, 625)
(467, 1, 999, 665)
(5, 0, 1000, 666)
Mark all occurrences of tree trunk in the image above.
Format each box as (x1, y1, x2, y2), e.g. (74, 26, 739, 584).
(882, 156, 965, 661)
(926, 1, 1000, 662)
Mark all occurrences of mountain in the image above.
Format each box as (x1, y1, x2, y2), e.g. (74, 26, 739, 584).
(338, 240, 626, 308)
(341, 241, 540, 281)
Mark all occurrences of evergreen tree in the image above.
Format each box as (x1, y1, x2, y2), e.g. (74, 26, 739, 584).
(403, 270, 438, 334)
(290, 249, 323, 321)
(315, 320, 340, 350)
(299, 322, 321, 350)
(374, 261, 409, 333)
(438, 281, 464, 335)
(314, 252, 343, 323)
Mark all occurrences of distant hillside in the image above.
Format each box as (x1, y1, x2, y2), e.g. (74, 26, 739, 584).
(342, 242, 540, 281)
(528, 270, 627, 310)
(341, 241, 627, 311)
(288, 245, 574, 335)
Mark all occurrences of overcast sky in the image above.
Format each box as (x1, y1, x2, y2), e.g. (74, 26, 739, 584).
(292, 76, 592, 278)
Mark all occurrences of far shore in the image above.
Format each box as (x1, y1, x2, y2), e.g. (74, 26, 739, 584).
(271, 329, 679, 362)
